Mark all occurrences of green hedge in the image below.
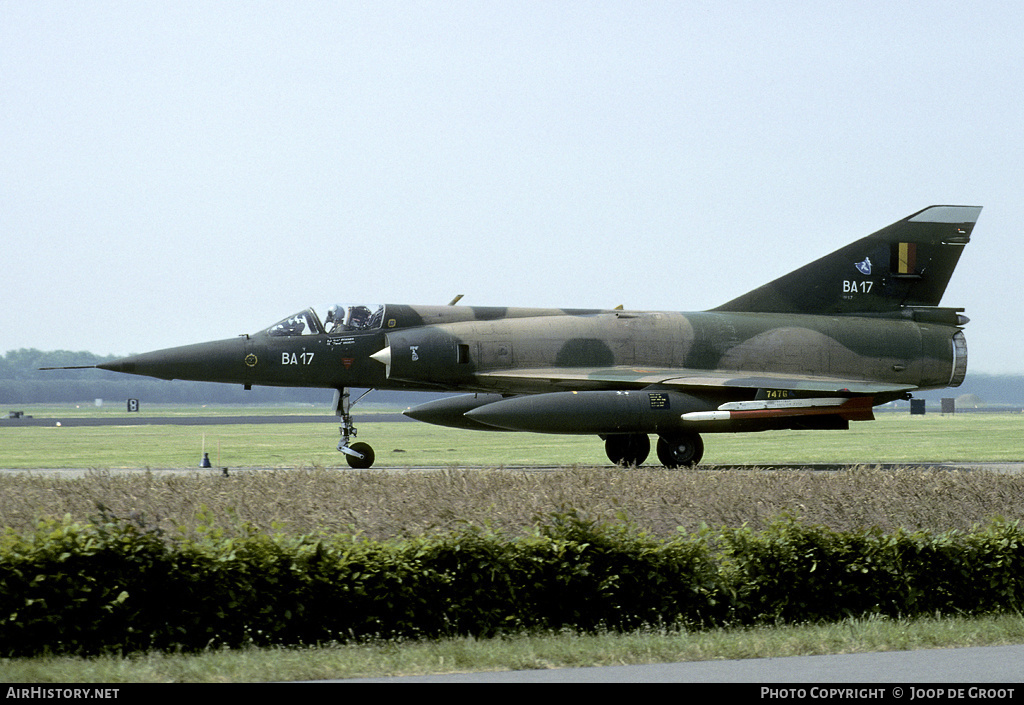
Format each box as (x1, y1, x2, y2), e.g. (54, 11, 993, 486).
(720, 516, 1023, 624)
(1, 511, 1020, 657)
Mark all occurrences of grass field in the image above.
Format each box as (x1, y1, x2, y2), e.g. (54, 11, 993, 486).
(3, 614, 1023, 683)
(2, 405, 1023, 469)
(2, 406, 1023, 539)
(2, 405, 1023, 681)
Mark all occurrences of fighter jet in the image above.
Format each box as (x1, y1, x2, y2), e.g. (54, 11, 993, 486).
(52, 205, 981, 468)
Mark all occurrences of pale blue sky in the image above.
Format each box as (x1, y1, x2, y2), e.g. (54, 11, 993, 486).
(3, 1, 1022, 372)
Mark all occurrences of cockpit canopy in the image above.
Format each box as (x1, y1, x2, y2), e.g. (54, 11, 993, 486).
(325, 304, 385, 333)
(265, 305, 385, 337)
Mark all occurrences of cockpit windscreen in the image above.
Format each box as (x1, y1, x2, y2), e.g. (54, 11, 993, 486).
(324, 304, 384, 333)
(265, 305, 385, 337)
(266, 309, 324, 337)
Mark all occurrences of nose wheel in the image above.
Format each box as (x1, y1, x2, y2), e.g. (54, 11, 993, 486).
(335, 388, 376, 469)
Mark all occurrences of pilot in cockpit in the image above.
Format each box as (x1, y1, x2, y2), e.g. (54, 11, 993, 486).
(347, 306, 371, 330)
(326, 305, 374, 333)
(325, 305, 346, 334)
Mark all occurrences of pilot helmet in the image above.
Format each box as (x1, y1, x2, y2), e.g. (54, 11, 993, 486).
(326, 305, 342, 325)
(349, 306, 370, 326)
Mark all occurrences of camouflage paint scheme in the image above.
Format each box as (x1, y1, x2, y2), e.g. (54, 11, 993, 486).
(81, 205, 981, 468)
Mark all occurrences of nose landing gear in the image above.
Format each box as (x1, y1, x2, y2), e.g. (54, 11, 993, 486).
(334, 388, 376, 469)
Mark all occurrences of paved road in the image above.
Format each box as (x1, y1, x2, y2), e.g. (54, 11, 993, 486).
(341, 644, 1024, 683)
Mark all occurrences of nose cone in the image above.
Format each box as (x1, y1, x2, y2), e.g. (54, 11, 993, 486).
(97, 337, 250, 384)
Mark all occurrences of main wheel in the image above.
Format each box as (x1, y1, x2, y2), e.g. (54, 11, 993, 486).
(345, 442, 375, 469)
(656, 433, 704, 468)
(604, 434, 651, 467)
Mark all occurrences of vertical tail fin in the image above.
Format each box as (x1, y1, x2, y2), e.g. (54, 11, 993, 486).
(712, 205, 982, 315)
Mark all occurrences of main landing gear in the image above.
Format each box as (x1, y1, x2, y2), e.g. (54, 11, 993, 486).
(603, 431, 704, 468)
(334, 388, 375, 469)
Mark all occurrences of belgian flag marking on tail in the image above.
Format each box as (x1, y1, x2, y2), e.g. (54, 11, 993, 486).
(895, 242, 918, 275)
